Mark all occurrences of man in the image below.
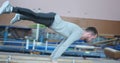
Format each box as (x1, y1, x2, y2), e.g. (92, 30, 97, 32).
(0, 1, 98, 63)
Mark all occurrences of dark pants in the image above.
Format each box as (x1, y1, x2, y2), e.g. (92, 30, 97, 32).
(12, 7, 56, 27)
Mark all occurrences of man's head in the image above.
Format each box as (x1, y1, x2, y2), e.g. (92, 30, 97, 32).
(81, 27, 98, 42)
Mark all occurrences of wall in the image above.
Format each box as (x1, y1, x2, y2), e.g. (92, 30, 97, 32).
(0, 0, 120, 21)
(62, 17, 120, 35)
(0, 0, 120, 35)
(0, 14, 120, 35)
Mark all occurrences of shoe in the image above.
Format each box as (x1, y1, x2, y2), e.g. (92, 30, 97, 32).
(0, 1, 13, 14)
(10, 14, 20, 24)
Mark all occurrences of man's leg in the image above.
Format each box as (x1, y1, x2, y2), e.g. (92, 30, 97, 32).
(10, 13, 36, 24)
(12, 7, 55, 19)
(12, 7, 56, 27)
(0, 1, 56, 27)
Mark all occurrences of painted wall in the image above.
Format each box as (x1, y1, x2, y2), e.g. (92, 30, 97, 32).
(0, 0, 120, 21)
(0, 14, 120, 35)
(0, 0, 120, 35)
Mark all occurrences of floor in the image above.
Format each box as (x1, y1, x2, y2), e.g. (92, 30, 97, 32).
(0, 52, 120, 63)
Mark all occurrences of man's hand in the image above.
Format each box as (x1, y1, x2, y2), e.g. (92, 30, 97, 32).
(51, 60, 58, 63)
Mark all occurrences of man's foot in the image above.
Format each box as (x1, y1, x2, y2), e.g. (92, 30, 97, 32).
(10, 14, 20, 24)
(0, 1, 13, 14)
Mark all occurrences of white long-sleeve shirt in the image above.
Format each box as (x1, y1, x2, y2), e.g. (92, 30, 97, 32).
(50, 14, 84, 60)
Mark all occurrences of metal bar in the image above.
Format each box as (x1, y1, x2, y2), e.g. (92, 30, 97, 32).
(26, 39, 29, 49)
(32, 39, 36, 50)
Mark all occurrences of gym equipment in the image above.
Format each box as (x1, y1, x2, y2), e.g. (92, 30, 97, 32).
(104, 47, 120, 59)
(0, 25, 106, 58)
(0, 39, 106, 58)
(0, 52, 119, 63)
(0, 25, 31, 46)
(92, 38, 120, 46)
(26, 39, 29, 49)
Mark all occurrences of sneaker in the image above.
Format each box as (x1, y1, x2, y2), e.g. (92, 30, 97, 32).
(10, 14, 20, 24)
(0, 1, 13, 14)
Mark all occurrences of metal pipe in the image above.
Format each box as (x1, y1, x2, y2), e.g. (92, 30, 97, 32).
(36, 24, 40, 41)
(26, 39, 29, 49)
(32, 39, 36, 50)
(45, 32, 49, 51)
